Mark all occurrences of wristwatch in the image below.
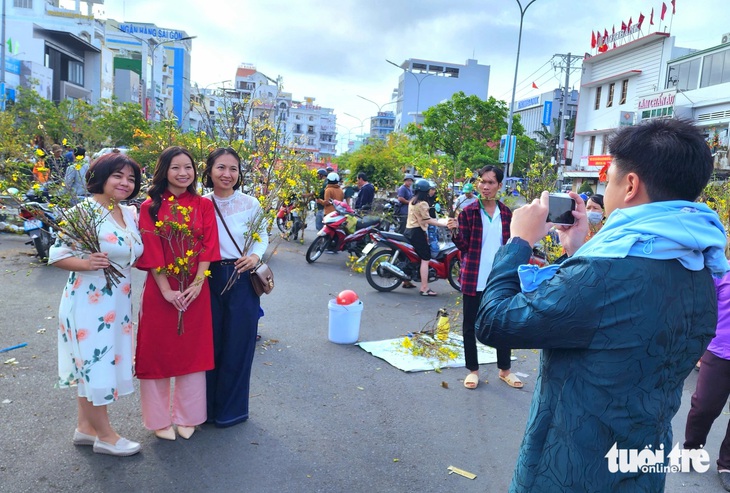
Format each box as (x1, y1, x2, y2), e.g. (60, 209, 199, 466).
(506, 237, 530, 248)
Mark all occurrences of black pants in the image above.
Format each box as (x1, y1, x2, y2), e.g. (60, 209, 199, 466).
(396, 214, 408, 234)
(684, 350, 730, 470)
(462, 291, 511, 372)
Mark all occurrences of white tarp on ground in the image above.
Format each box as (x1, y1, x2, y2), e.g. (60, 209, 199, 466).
(357, 334, 512, 372)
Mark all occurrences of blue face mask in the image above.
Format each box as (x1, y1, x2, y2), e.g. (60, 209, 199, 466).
(587, 211, 604, 224)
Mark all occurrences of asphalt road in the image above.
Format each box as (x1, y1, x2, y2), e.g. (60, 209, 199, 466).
(0, 226, 726, 493)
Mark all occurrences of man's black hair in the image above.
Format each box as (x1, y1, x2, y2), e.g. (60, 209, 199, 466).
(477, 165, 504, 183)
(357, 172, 367, 181)
(608, 118, 713, 202)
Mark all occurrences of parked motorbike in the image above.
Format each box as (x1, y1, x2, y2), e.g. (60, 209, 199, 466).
(17, 187, 57, 261)
(363, 229, 461, 292)
(305, 200, 383, 263)
(276, 198, 306, 241)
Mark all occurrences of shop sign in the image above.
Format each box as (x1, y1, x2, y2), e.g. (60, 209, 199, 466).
(588, 155, 612, 167)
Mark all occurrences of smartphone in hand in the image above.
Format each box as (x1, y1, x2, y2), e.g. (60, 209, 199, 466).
(546, 194, 576, 225)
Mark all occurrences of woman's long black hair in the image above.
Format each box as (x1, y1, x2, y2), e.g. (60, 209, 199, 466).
(148, 146, 197, 221)
(411, 189, 431, 205)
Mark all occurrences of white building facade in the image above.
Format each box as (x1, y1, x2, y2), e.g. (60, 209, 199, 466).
(569, 32, 693, 193)
(512, 89, 579, 140)
(390, 58, 490, 130)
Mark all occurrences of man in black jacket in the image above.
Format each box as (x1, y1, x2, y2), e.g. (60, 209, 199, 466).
(354, 172, 375, 211)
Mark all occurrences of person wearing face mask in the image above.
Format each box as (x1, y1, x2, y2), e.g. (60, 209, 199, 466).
(585, 194, 605, 241)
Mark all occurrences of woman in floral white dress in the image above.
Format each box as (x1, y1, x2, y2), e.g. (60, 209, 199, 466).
(49, 152, 144, 456)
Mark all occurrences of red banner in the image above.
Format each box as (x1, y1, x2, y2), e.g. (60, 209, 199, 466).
(588, 155, 613, 167)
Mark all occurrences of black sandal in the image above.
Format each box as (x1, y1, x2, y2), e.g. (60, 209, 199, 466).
(402, 282, 416, 289)
(420, 289, 437, 296)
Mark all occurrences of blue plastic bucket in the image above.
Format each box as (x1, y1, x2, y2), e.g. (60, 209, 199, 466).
(328, 299, 363, 344)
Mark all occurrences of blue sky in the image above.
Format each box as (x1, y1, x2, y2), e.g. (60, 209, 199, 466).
(97, 0, 727, 142)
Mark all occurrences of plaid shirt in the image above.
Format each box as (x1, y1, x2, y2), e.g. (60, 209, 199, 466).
(452, 200, 512, 296)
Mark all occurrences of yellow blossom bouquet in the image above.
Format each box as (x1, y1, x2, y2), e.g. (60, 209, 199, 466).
(152, 196, 211, 334)
(33, 199, 124, 290)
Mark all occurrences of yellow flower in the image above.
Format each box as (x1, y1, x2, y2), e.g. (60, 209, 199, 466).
(167, 263, 174, 270)
(186, 249, 194, 257)
(155, 221, 164, 228)
(173, 266, 180, 274)
(177, 258, 185, 266)
(204, 270, 212, 277)
(74, 164, 82, 171)
(32, 183, 41, 191)
(62, 138, 68, 145)
(401, 337, 413, 348)
(168, 196, 175, 202)
(252, 232, 262, 243)
(58, 220, 67, 227)
(35, 149, 45, 157)
(155, 267, 162, 273)
(76, 155, 84, 162)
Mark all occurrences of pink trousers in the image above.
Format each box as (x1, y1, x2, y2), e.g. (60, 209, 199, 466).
(139, 371, 207, 431)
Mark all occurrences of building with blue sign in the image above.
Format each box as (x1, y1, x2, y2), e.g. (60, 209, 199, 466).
(511, 88, 579, 141)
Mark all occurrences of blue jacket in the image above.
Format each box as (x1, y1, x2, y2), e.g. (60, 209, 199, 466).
(476, 242, 717, 492)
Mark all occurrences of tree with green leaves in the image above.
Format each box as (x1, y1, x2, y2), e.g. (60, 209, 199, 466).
(406, 92, 525, 175)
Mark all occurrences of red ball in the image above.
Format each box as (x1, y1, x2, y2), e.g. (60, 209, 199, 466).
(336, 289, 359, 305)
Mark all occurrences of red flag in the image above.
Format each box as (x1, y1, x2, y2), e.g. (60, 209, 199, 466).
(638, 13, 645, 29)
(671, 0, 676, 14)
(650, 8, 655, 25)
(661, 2, 667, 20)
(621, 21, 627, 31)
(591, 30, 596, 48)
(532, 82, 538, 89)
(627, 17, 632, 28)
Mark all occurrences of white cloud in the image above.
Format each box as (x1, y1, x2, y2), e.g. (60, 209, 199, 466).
(99, 0, 728, 139)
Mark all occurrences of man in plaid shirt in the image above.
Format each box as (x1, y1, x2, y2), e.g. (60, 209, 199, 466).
(447, 165, 521, 390)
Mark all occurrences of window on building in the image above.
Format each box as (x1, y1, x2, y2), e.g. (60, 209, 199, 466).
(667, 58, 701, 90)
(601, 136, 609, 155)
(700, 48, 730, 88)
(308, 138, 314, 146)
(619, 79, 629, 105)
(209, 99, 215, 107)
(295, 115, 300, 120)
(67, 60, 84, 86)
(594, 87, 602, 110)
(590, 136, 597, 155)
(13, 0, 32, 7)
(308, 116, 314, 121)
(606, 83, 615, 108)
(294, 124, 302, 134)
(308, 125, 314, 134)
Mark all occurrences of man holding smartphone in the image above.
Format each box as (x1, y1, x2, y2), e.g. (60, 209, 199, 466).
(476, 118, 729, 492)
(447, 165, 520, 390)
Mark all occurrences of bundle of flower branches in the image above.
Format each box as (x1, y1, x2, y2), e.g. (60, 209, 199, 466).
(151, 197, 209, 334)
(220, 202, 271, 294)
(25, 200, 124, 291)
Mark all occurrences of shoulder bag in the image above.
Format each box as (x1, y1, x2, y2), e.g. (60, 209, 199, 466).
(212, 199, 274, 296)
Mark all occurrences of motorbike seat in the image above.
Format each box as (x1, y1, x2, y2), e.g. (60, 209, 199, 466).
(356, 216, 380, 230)
(380, 231, 406, 242)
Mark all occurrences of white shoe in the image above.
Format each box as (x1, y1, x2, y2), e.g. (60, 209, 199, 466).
(177, 425, 195, 440)
(93, 437, 141, 456)
(154, 426, 176, 441)
(73, 429, 96, 446)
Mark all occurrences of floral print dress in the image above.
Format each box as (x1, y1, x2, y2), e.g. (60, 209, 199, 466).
(49, 201, 143, 405)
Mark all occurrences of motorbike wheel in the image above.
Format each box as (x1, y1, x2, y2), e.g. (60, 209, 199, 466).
(448, 256, 462, 291)
(33, 229, 52, 262)
(365, 250, 402, 292)
(277, 214, 293, 235)
(306, 236, 330, 263)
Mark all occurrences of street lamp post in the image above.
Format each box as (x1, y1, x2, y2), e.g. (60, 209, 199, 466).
(343, 112, 368, 136)
(356, 95, 398, 114)
(386, 59, 443, 125)
(505, 0, 538, 176)
(335, 123, 359, 154)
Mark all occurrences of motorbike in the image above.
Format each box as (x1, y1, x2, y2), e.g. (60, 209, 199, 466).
(18, 187, 57, 261)
(276, 198, 306, 241)
(305, 200, 383, 263)
(362, 229, 461, 292)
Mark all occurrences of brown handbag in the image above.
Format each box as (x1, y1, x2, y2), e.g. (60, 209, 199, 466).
(250, 262, 274, 296)
(213, 199, 274, 296)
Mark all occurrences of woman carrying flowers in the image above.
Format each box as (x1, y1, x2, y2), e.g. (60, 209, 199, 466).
(202, 147, 268, 428)
(49, 152, 144, 456)
(135, 146, 220, 441)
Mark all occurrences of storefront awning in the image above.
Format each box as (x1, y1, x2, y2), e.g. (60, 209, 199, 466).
(35, 28, 101, 54)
